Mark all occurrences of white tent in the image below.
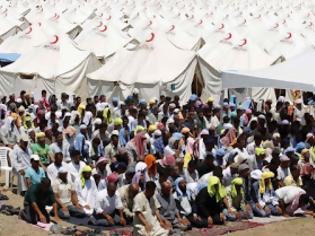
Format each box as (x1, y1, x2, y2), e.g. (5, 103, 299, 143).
(0, 34, 101, 97)
(75, 19, 131, 59)
(221, 47, 315, 92)
(87, 31, 221, 102)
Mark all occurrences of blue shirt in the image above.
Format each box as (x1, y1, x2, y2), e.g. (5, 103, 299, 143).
(25, 167, 46, 185)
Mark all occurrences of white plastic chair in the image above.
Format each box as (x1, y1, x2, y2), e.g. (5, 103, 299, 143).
(0, 146, 13, 188)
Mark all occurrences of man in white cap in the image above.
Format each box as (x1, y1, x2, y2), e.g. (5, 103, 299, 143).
(12, 134, 32, 193)
(25, 155, 46, 187)
(51, 167, 85, 219)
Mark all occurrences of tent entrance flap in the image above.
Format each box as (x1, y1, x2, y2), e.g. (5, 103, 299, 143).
(192, 61, 205, 97)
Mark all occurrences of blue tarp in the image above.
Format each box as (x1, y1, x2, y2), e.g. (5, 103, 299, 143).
(0, 53, 21, 63)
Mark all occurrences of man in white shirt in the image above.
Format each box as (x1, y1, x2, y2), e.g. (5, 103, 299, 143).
(46, 152, 68, 182)
(12, 135, 32, 193)
(49, 132, 70, 163)
(52, 167, 85, 219)
(89, 182, 126, 226)
(67, 150, 86, 183)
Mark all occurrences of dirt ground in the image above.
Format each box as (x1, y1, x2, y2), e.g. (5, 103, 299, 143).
(1, 186, 315, 236)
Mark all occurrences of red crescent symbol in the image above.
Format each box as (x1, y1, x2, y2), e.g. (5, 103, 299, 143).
(50, 35, 59, 44)
(146, 32, 155, 42)
(25, 26, 32, 34)
(99, 25, 107, 32)
(238, 38, 247, 47)
(97, 21, 103, 27)
(218, 23, 224, 30)
(168, 25, 175, 32)
(225, 33, 232, 40)
(106, 15, 111, 20)
(286, 32, 292, 39)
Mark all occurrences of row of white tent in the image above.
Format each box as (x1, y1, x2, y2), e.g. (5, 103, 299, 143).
(0, 0, 315, 103)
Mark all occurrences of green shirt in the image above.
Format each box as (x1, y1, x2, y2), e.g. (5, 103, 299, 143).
(31, 143, 51, 165)
(24, 184, 55, 207)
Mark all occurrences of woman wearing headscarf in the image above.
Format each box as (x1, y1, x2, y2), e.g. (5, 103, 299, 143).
(74, 165, 97, 215)
(126, 131, 147, 162)
(195, 176, 233, 225)
(257, 171, 282, 216)
(173, 177, 208, 228)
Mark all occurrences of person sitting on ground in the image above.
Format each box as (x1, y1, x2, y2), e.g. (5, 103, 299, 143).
(284, 165, 303, 187)
(157, 181, 191, 232)
(227, 177, 252, 219)
(25, 155, 46, 187)
(257, 171, 282, 216)
(67, 149, 86, 183)
(89, 182, 126, 226)
(277, 155, 291, 187)
(117, 183, 140, 224)
(173, 177, 208, 228)
(133, 181, 170, 236)
(92, 168, 107, 191)
(51, 167, 85, 219)
(74, 165, 97, 215)
(21, 178, 60, 224)
(31, 132, 50, 165)
(46, 152, 68, 182)
(195, 176, 234, 225)
(183, 159, 199, 184)
(95, 156, 112, 179)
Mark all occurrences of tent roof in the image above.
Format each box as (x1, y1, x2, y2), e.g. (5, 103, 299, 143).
(1, 35, 93, 79)
(221, 47, 315, 91)
(88, 32, 196, 84)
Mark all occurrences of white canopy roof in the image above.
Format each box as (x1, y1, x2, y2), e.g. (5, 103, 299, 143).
(221, 47, 315, 91)
(88, 31, 196, 84)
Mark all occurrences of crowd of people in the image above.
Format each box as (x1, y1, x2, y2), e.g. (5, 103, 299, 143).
(1, 89, 315, 236)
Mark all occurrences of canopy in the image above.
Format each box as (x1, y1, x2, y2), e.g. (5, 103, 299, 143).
(0, 53, 20, 63)
(221, 47, 315, 92)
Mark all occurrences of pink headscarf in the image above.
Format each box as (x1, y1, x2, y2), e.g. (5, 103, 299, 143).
(220, 127, 237, 147)
(133, 132, 146, 160)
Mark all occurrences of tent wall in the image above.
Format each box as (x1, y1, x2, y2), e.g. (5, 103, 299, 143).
(198, 57, 222, 103)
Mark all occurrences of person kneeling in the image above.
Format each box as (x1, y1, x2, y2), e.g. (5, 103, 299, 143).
(21, 178, 60, 224)
(51, 167, 86, 219)
(89, 182, 126, 226)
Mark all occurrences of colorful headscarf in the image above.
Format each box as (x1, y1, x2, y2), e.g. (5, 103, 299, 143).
(207, 176, 226, 202)
(231, 177, 244, 198)
(103, 108, 112, 124)
(145, 154, 157, 176)
(80, 165, 92, 188)
(133, 132, 146, 160)
(255, 147, 266, 156)
(259, 171, 274, 194)
(220, 127, 237, 147)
